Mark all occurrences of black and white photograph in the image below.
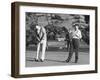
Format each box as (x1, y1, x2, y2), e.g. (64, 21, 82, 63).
(11, 2, 97, 78)
(25, 12, 90, 67)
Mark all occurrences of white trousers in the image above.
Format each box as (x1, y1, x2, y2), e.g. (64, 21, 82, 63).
(36, 40, 47, 60)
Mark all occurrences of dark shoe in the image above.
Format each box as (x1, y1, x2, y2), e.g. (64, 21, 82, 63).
(75, 59, 78, 63)
(40, 59, 44, 62)
(65, 59, 70, 63)
(34, 58, 39, 62)
(74, 61, 78, 63)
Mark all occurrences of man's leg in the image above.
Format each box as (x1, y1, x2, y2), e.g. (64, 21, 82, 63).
(41, 41, 46, 61)
(75, 50, 78, 63)
(67, 40, 70, 51)
(66, 40, 74, 62)
(35, 43, 40, 61)
(74, 39, 79, 63)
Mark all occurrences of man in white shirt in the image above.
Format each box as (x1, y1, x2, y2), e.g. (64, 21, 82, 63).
(65, 24, 82, 63)
(35, 24, 47, 62)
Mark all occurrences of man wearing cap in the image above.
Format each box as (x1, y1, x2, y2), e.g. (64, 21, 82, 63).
(65, 24, 82, 63)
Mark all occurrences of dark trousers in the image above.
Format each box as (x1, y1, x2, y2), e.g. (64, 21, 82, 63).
(67, 38, 80, 62)
(66, 40, 71, 51)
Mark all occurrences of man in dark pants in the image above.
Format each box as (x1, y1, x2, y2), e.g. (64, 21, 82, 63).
(65, 24, 82, 63)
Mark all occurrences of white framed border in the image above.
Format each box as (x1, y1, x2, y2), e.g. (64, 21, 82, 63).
(19, 5, 96, 75)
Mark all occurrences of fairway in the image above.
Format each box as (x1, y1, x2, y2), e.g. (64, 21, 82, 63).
(26, 40, 89, 67)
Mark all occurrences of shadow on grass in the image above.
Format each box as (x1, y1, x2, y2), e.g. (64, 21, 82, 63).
(26, 57, 66, 63)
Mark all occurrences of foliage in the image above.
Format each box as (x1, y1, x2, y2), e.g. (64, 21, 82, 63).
(26, 13, 90, 47)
